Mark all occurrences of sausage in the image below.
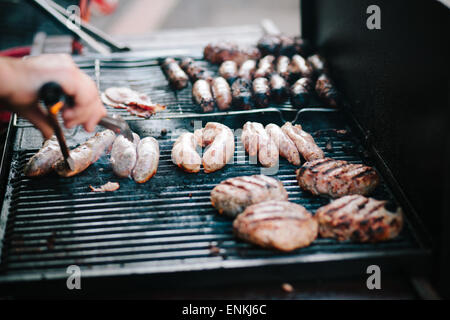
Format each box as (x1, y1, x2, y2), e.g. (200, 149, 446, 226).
(180, 57, 212, 83)
(276, 55, 290, 80)
(269, 74, 288, 104)
(110, 133, 140, 178)
(195, 122, 235, 173)
(238, 59, 257, 80)
(241, 122, 279, 168)
(54, 130, 116, 178)
(315, 74, 339, 106)
(24, 136, 62, 177)
(231, 78, 254, 110)
(290, 77, 313, 108)
(290, 54, 314, 80)
(161, 58, 189, 90)
(307, 54, 327, 75)
(254, 55, 275, 78)
(252, 77, 271, 108)
(211, 77, 232, 111)
(203, 42, 261, 65)
(266, 123, 301, 166)
(218, 60, 238, 84)
(132, 137, 159, 183)
(192, 79, 215, 112)
(171, 132, 201, 173)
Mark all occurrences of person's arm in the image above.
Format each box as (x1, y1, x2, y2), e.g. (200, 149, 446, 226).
(0, 54, 106, 139)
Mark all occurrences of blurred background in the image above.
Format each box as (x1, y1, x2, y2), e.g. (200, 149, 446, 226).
(0, 0, 301, 50)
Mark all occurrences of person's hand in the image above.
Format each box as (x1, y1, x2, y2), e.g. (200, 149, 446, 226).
(0, 54, 106, 139)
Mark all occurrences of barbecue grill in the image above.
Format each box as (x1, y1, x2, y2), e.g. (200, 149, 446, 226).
(0, 0, 448, 298)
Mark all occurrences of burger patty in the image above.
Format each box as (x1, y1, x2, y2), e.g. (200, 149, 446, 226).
(296, 158, 380, 198)
(210, 175, 288, 218)
(315, 195, 403, 242)
(233, 200, 318, 252)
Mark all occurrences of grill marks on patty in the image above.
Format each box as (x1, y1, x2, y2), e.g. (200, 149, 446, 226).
(316, 195, 403, 242)
(210, 175, 288, 218)
(296, 158, 380, 198)
(233, 200, 318, 252)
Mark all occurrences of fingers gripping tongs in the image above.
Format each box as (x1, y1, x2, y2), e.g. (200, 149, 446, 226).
(38, 82, 134, 171)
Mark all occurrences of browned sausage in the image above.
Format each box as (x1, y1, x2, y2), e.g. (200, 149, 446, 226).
(290, 54, 314, 80)
(231, 78, 254, 110)
(276, 55, 290, 80)
(218, 60, 238, 84)
(269, 74, 288, 104)
(252, 77, 271, 108)
(290, 77, 313, 108)
(254, 55, 275, 78)
(238, 59, 257, 80)
(211, 77, 232, 111)
(192, 79, 215, 112)
(315, 74, 339, 107)
(180, 57, 212, 83)
(161, 58, 189, 90)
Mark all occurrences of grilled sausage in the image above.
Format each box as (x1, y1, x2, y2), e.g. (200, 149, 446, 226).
(161, 58, 189, 90)
(132, 137, 159, 183)
(290, 77, 313, 108)
(281, 122, 324, 161)
(180, 57, 212, 82)
(24, 136, 62, 177)
(233, 200, 318, 251)
(203, 42, 261, 65)
(276, 55, 290, 80)
(241, 121, 279, 167)
(315, 74, 339, 107)
(171, 132, 201, 173)
(315, 195, 403, 242)
(257, 35, 282, 56)
(231, 78, 254, 110)
(289, 54, 314, 80)
(296, 158, 380, 198)
(54, 130, 117, 178)
(110, 133, 140, 178)
(238, 59, 257, 80)
(218, 60, 238, 84)
(265, 123, 300, 166)
(254, 55, 275, 78)
(211, 77, 232, 111)
(269, 74, 288, 104)
(194, 122, 235, 173)
(192, 79, 215, 112)
(252, 77, 271, 108)
(307, 54, 327, 75)
(210, 175, 288, 217)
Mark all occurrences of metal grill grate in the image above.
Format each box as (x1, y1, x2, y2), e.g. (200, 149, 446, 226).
(14, 57, 325, 127)
(0, 110, 427, 284)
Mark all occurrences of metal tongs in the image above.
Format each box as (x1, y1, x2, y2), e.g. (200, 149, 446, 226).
(38, 82, 134, 170)
(28, 0, 130, 55)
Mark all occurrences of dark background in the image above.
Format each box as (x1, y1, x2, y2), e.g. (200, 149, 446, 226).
(301, 0, 449, 297)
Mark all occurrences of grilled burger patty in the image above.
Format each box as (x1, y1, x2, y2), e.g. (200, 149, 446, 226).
(233, 200, 318, 252)
(211, 175, 288, 218)
(296, 158, 380, 198)
(315, 195, 403, 242)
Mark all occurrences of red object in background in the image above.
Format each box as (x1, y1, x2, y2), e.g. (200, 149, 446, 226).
(0, 46, 31, 58)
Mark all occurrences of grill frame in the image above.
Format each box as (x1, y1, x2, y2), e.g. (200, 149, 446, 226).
(0, 107, 432, 292)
